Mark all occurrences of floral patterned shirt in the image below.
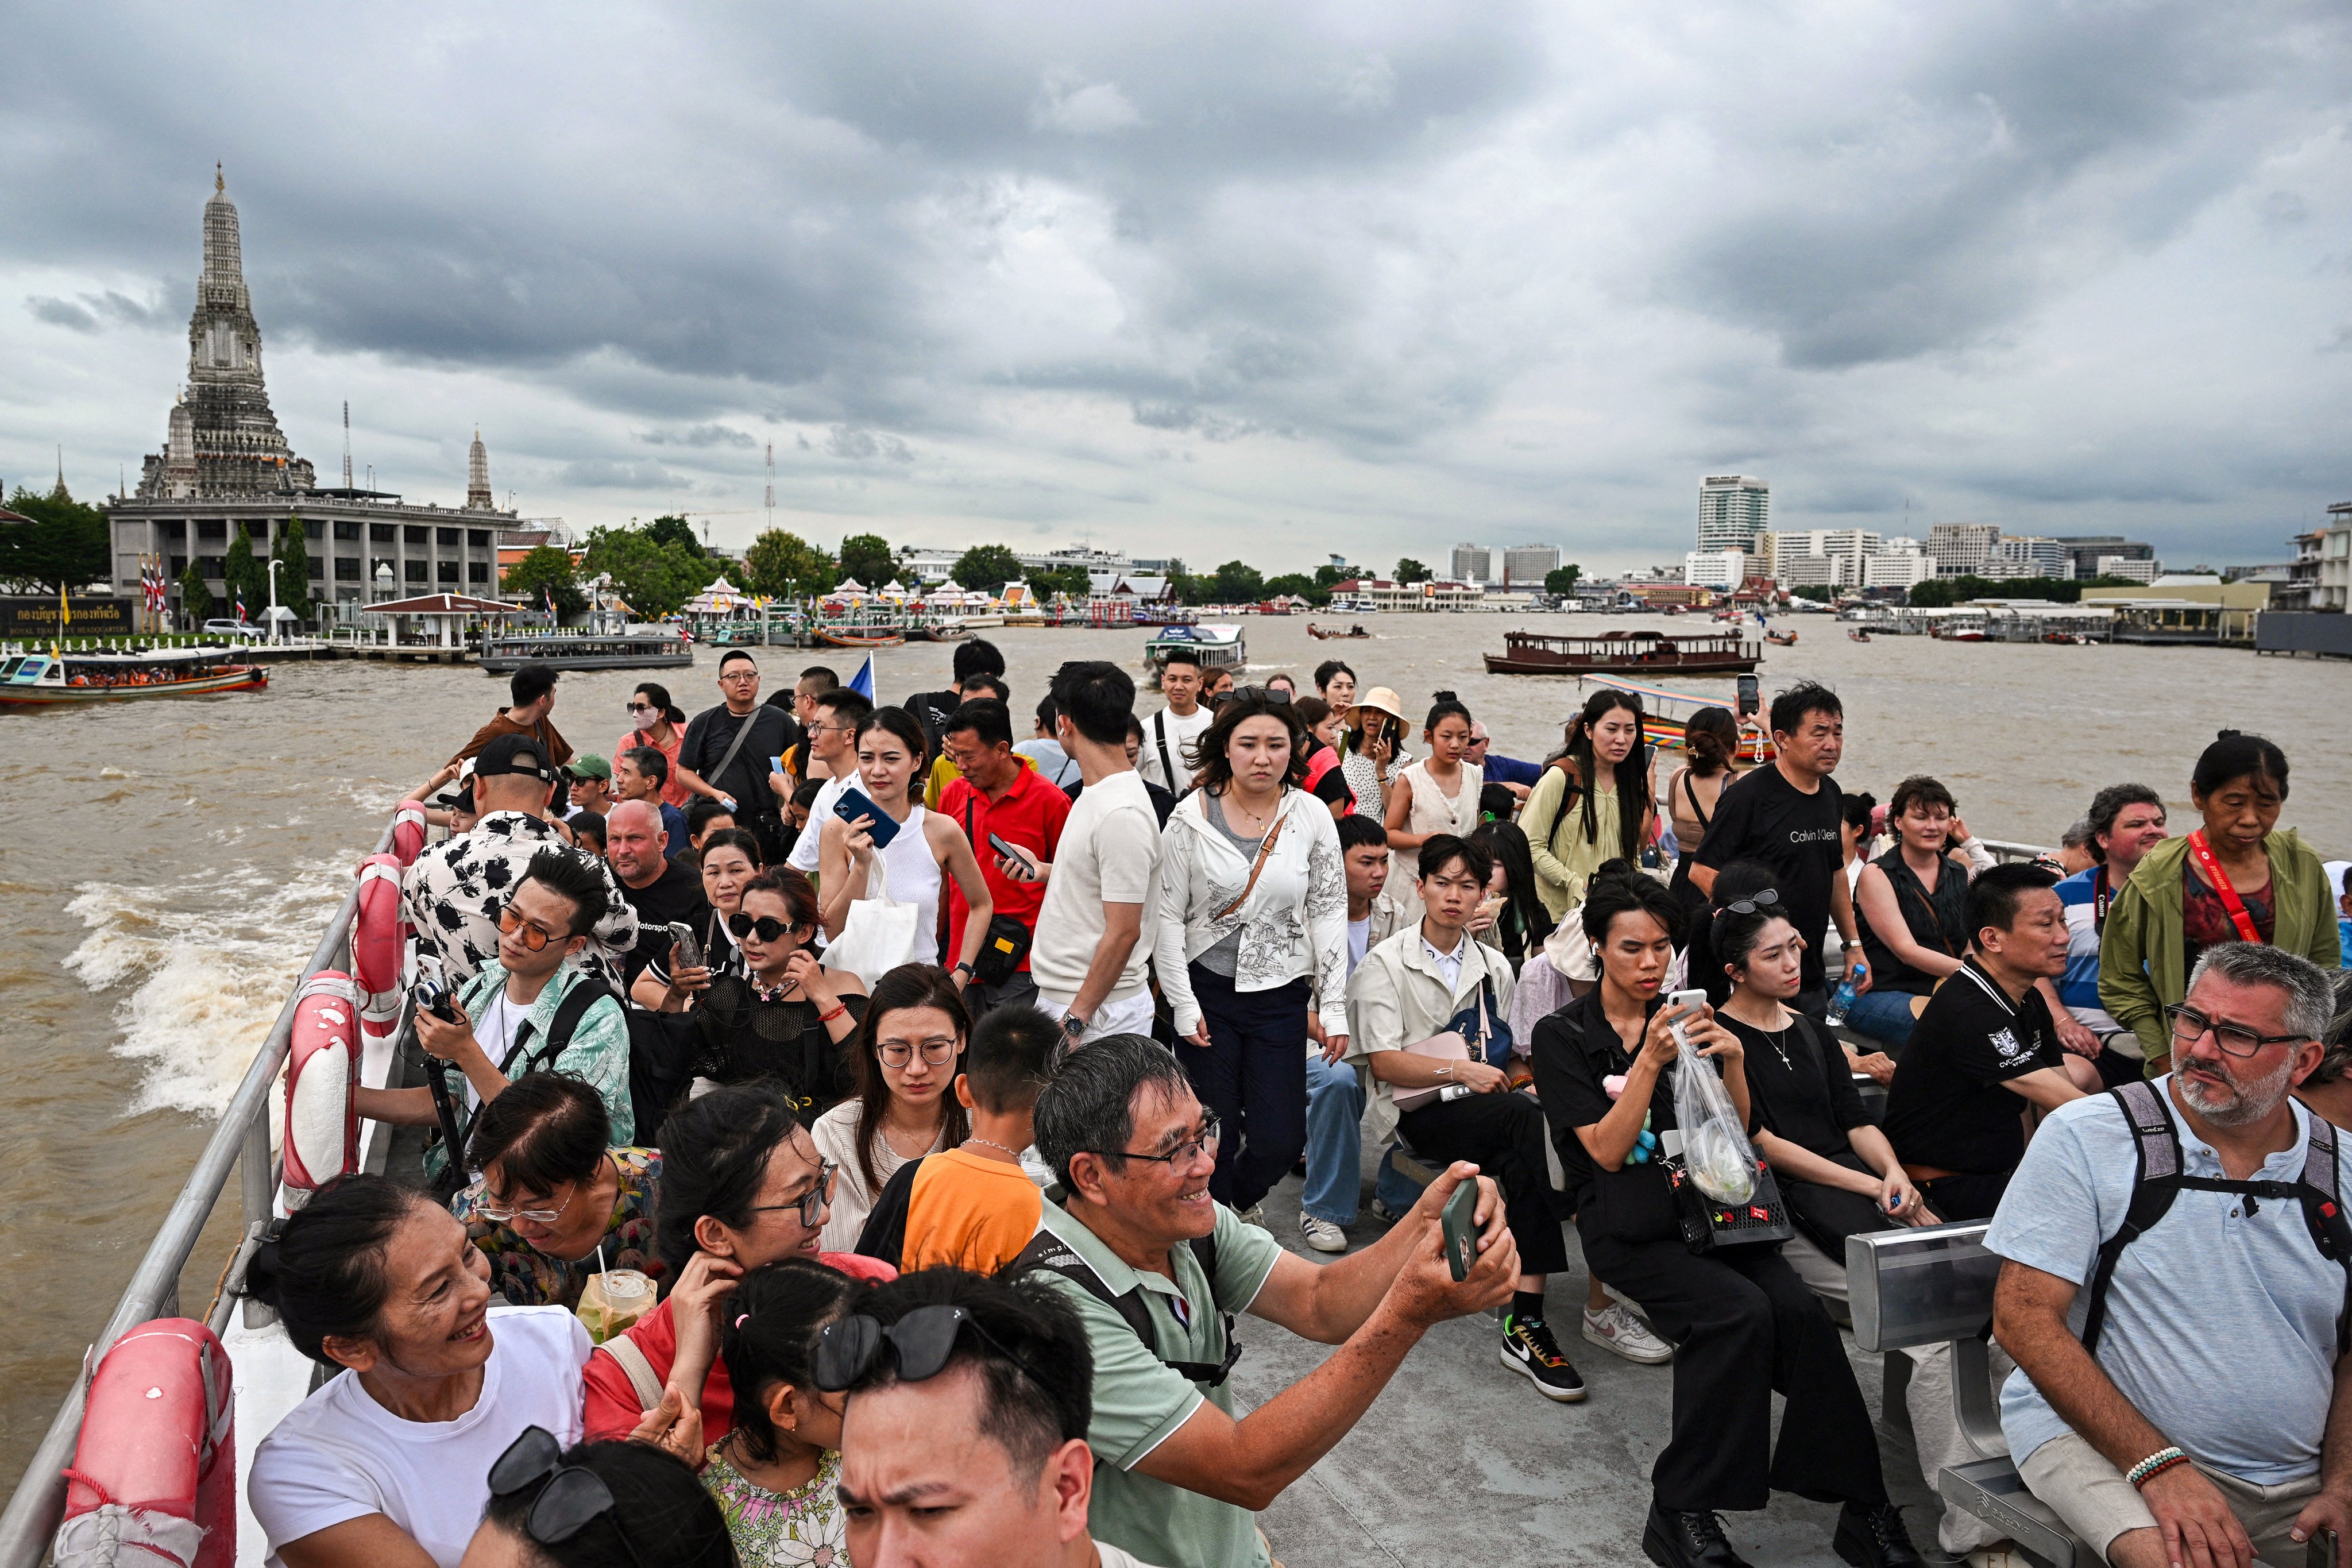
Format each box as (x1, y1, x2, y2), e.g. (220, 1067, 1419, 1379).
(402, 810, 639, 987)
(451, 1148, 663, 1310)
(703, 1445, 850, 1568)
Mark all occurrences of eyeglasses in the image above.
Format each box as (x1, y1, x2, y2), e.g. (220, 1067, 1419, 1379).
(727, 912, 796, 943)
(488, 1426, 646, 1568)
(1210, 686, 1291, 706)
(741, 1159, 837, 1229)
(1085, 1114, 1221, 1168)
(2166, 1004, 2308, 1060)
(720, 669, 759, 683)
(1723, 889, 1782, 916)
(624, 702, 654, 715)
(878, 1035, 960, 1068)
(468, 1180, 578, 1226)
(497, 906, 566, 952)
(813, 1303, 1052, 1395)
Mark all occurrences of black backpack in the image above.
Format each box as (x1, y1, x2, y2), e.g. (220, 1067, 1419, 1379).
(1008, 1222, 1239, 1387)
(2081, 1078, 2352, 1355)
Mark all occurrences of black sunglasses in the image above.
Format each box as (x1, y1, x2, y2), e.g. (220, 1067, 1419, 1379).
(487, 1426, 646, 1568)
(1210, 686, 1292, 706)
(814, 1303, 1051, 1395)
(728, 912, 795, 943)
(1723, 889, 1781, 916)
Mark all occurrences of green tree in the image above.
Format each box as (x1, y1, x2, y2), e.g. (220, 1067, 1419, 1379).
(0, 483, 110, 596)
(1312, 562, 1358, 590)
(643, 514, 705, 557)
(838, 532, 895, 586)
(953, 544, 1024, 592)
(744, 529, 837, 598)
(505, 543, 588, 623)
(272, 515, 315, 626)
(222, 523, 271, 620)
(176, 563, 214, 627)
(1210, 560, 1265, 603)
(1026, 564, 1092, 600)
(1394, 558, 1431, 584)
(1543, 565, 1583, 596)
(1789, 583, 1834, 603)
(580, 524, 710, 619)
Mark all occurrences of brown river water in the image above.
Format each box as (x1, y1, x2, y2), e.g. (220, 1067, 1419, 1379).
(0, 610, 2345, 1481)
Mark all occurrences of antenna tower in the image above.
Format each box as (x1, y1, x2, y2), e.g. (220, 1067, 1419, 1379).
(342, 401, 354, 489)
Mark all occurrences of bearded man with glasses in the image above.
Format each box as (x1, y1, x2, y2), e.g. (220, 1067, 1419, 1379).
(1022, 1033, 1518, 1568)
(1991, 943, 2352, 1568)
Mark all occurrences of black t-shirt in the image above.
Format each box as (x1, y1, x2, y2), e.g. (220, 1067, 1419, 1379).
(681, 704, 794, 818)
(1881, 960, 2066, 1177)
(905, 689, 963, 756)
(1723, 1010, 1868, 1169)
(617, 856, 713, 985)
(1694, 764, 1844, 992)
(757, 691, 808, 754)
(1304, 741, 1355, 812)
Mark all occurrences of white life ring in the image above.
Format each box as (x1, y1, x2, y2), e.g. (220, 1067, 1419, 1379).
(283, 970, 361, 1204)
(390, 799, 429, 867)
(352, 854, 407, 1041)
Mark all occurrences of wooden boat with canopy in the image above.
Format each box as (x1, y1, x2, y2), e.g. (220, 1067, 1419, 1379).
(1483, 628, 1761, 676)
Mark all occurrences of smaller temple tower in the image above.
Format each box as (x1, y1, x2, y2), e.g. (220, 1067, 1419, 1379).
(466, 428, 492, 511)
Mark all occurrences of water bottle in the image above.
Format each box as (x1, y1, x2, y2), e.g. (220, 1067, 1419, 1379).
(1827, 976, 1857, 1028)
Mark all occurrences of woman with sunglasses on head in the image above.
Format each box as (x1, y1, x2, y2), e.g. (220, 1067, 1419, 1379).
(462, 1431, 736, 1568)
(810, 964, 972, 1250)
(1153, 688, 1349, 1221)
(634, 827, 767, 1011)
(696, 1260, 871, 1566)
(818, 707, 995, 987)
(690, 868, 868, 1100)
(451, 1074, 662, 1313)
(613, 682, 692, 811)
(583, 1082, 897, 1445)
(247, 1175, 597, 1568)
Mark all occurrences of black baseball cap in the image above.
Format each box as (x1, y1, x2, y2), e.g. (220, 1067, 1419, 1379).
(475, 732, 561, 782)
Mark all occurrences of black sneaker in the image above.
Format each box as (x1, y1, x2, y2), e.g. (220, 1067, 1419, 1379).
(1642, 1500, 1754, 1568)
(1500, 1314, 1587, 1402)
(1833, 1504, 1922, 1568)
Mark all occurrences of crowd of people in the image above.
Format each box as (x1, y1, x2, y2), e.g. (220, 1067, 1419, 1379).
(232, 642, 2352, 1568)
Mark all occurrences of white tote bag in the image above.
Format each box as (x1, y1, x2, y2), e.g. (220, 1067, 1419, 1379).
(826, 852, 924, 989)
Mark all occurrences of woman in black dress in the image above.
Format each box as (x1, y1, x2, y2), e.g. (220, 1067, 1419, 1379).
(693, 867, 868, 1113)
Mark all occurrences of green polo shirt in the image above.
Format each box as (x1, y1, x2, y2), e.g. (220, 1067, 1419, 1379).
(1031, 1199, 1282, 1568)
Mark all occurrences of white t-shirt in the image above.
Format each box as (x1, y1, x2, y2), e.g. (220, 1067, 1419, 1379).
(250, 1306, 592, 1567)
(466, 988, 526, 1114)
(1096, 1544, 1168, 1568)
(788, 774, 852, 873)
(1347, 916, 1372, 972)
(1029, 771, 1163, 1007)
(1137, 705, 1214, 792)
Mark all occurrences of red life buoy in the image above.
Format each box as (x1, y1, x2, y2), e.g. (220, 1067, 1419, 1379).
(283, 971, 361, 1203)
(54, 1318, 234, 1568)
(352, 854, 407, 1042)
(390, 800, 429, 868)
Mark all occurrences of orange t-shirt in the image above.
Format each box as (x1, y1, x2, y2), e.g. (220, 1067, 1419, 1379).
(854, 1148, 1044, 1276)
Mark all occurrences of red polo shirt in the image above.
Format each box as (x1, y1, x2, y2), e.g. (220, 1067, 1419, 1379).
(939, 762, 1072, 972)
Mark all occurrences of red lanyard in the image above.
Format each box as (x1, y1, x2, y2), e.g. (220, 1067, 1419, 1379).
(2185, 830, 2264, 944)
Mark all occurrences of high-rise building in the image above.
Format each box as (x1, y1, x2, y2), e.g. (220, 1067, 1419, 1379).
(1683, 550, 1748, 589)
(1925, 523, 2001, 578)
(1698, 476, 1770, 554)
(2052, 535, 2155, 581)
(1450, 543, 1494, 585)
(1503, 543, 1561, 587)
(1988, 536, 2070, 580)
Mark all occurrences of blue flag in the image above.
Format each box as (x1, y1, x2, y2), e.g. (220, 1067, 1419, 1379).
(848, 654, 875, 701)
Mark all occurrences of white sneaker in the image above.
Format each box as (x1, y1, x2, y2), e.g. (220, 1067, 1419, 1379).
(1369, 1198, 1409, 1224)
(1966, 1547, 2024, 1568)
(1582, 1302, 1674, 1364)
(1299, 1214, 1347, 1253)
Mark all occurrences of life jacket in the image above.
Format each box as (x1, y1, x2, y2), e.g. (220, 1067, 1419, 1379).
(1301, 744, 1350, 814)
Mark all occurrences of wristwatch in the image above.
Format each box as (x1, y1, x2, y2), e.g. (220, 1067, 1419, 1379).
(1061, 1013, 1088, 1041)
(953, 961, 975, 980)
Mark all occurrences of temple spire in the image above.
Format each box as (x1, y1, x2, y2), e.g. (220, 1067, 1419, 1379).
(466, 427, 493, 511)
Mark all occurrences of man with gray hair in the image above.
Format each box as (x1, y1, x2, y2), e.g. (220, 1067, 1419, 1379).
(1990, 942, 2352, 1568)
(1021, 1033, 1517, 1568)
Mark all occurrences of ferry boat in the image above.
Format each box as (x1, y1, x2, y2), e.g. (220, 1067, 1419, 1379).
(0, 646, 267, 706)
(477, 626, 691, 674)
(1482, 628, 1761, 676)
(1143, 622, 1245, 684)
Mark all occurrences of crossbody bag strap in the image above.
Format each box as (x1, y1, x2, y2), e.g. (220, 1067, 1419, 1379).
(1212, 803, 1289, 922)
(597, 1334, 665, 1414)
(1679, 768, 1710, 832)
(704, 708, 766, 805)
(1895, 862, 1963, 956)
(1153, 710, 1177, 790)
(2187, 829, 2265, 944)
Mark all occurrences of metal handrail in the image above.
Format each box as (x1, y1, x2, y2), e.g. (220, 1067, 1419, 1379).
(0, 824, 393, 1565)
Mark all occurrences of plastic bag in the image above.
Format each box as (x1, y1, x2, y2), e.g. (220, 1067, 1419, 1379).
(577, 1268, 656, 1345)
(1670, 1017, 1754, 1204)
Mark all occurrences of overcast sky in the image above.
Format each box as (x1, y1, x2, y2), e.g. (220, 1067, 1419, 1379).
(5, 2, 2348, 574)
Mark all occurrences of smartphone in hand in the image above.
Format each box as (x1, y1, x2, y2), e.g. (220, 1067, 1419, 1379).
(1440, 1180, 1480, 1283)
(833, 786, 902, 848)
(1663, 988, 1708, 1023)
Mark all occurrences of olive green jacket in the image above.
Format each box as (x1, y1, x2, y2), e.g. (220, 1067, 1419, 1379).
(2098, 828, 2340, 1062)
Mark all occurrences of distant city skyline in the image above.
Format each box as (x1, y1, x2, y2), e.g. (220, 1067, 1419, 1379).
(5, 7, 2348, 574)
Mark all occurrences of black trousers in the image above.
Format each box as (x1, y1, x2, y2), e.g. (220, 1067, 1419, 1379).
(1183, 967, 1310, 1211)
(1397, 1089, 1571, 1277)
(1784, 1179, 1897, 1259)
(1580, 1229, 1888, 1513)
(1915, 1171, 2010, 1223)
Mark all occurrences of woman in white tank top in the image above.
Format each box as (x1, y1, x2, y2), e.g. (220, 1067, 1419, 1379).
(817, 708, 995, 985)
(1381, 693, 1484, 917)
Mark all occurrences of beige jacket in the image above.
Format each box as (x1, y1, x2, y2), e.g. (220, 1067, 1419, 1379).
(1344, 924, 1516, 1147)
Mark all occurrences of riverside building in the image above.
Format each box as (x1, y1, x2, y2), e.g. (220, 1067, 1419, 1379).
(1697, 474, 1770, 554)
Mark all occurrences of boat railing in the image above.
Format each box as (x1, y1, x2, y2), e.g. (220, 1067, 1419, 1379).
(0, 820, 395, 1566)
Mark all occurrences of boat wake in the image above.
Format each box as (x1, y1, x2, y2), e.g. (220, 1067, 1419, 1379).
(63, 859, 352, 1119)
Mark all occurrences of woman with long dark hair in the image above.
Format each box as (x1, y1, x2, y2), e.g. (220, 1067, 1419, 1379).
(1469, 818, 1555, 971)
(635, 827, 765, 1010)
(1530, 866, 1914, 1568)
(1666, 706, 1745, 992)
(810, 963, 972, 1251)
(689, 867, 868, 1100)
(2102, 729, 2339, 1073)
(615, 681, 692, 809)
(1381, 692, 1483, 924)
(1152, 689, 1350, 1219)
(817, 707, 993, 983)
(1848, 774, 1976, 1050)
(1523, 689, 1655, 922)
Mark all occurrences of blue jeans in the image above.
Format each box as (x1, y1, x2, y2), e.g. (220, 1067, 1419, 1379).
(1301, 1054, 1421, 1225)
(1844, 986, 1926, 1049)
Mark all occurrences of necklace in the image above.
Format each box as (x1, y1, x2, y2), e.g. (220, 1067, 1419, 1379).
(964, 1137, 1023, 1159)
(1759, 1024, 1794, 1072)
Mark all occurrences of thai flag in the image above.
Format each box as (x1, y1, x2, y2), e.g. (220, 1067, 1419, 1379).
(848, 653, 875, 701)
(544, 585, 556, 620)
(234, 588, 247, 624)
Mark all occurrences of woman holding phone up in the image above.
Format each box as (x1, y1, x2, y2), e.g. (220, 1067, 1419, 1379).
(817, 707, 994, 987)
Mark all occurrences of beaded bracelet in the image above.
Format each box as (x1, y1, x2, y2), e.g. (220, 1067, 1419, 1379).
(818, 1002, 849, 1024)
(2127, 1447, 2188, 1489)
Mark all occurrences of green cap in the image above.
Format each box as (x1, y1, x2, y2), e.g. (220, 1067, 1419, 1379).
(569, 753, 612, 781)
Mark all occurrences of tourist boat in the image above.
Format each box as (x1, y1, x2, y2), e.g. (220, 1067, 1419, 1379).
(1577, 675, 1775, 763)
(812, 623, 906, 649)
(0, 646, 267, 707)
(904, 619, 971, 643)
(1765, 629, 1799, 647)
(1848, 630, 1872, 643)
(1143, 623, 1246, 685)
(1306, 623, 1372, 640)
(477, 627, 692, 673)
(1481, 629, 1761, 676)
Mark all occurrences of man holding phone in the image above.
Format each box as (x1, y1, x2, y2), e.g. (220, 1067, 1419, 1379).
(939, 699, 1071, 1017)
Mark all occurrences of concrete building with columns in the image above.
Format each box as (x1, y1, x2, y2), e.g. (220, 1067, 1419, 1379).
(106, 169, 544, 626)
